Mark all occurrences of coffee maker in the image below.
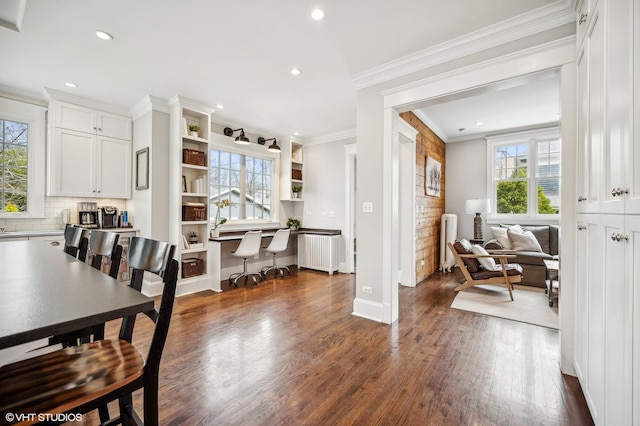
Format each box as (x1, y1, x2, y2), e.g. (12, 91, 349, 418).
(77, 202, 99, 228)
(100, 206, 118, 228)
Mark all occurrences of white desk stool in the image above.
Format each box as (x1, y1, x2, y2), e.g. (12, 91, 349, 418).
(229, 231, 263, 287)
(261, 229, 291, 279)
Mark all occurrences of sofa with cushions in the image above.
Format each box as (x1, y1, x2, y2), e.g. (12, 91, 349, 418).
(484, 224, 559, 288)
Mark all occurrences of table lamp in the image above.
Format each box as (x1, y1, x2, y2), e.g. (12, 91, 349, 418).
(466, 198, 491, 240)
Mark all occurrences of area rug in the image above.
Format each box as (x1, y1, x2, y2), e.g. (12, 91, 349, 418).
(450, 284, 558, 329)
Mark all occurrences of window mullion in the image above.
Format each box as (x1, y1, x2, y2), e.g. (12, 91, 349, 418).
(240, 155, 247, 219)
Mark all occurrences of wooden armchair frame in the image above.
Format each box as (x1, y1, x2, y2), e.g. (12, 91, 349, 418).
(447, 242, 522, 301)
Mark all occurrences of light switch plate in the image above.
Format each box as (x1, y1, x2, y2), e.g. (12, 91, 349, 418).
(363, 202, 373, 213)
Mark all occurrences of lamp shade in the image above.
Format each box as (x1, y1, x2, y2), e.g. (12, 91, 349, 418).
(465, 198, 491, 214)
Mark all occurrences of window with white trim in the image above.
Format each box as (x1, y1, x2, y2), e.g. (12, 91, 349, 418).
(209, 148, 273, 222)
(0, 97, 45, 218)
(0, 118, 28, 212)
(487, 128, 560, 221)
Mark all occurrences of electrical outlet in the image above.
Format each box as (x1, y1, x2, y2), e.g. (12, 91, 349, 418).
(421, 259, 425, 268)
(254, 254, 260, 260)
(362, 286, 372, 294)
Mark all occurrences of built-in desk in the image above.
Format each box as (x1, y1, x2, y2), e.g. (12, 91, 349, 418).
(208, 228, 341, 290)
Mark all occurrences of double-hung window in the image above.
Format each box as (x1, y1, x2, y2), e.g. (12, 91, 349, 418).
(0, 118, 28, 212)
(209, 148, 274, 223)
(0, 97, 45, 218)
(487, 128, 560, 221)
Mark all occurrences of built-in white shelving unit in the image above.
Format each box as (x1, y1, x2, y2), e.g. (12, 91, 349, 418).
(170, 97, 214, 294)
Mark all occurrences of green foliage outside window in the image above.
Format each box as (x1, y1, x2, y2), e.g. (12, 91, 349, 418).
(1, 119, 28, 213)
(496, 167, 557, 214)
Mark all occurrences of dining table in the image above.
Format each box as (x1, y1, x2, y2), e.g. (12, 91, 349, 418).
(0, 240, 154, 350)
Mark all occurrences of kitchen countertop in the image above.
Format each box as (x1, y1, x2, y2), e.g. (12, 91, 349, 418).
(209, 227, 341, 242)
(0, 227, 138, 239)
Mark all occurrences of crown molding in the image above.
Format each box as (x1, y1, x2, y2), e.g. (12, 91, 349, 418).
(130, 95, 171, 120)
(43, 88, 133, 116)
(351, 0, 576, 89)
(305, 128, 357, 146)
(412, 110, 447, 142)
(380, 35, 574, 104)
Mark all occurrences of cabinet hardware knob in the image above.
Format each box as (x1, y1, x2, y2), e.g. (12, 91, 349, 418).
(98, 128, 102, 131)
(579, 12, 588, 24)
(611, 233, 620, 241)
(578, 225, 586, 230)
(578, 196, 587, 202)
(93, 127, 97, 130)
(612, 188, 618, 197)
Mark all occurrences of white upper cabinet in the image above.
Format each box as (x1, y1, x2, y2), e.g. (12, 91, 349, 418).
(55, 102, 131, 140)
(47, 101, 132, 198)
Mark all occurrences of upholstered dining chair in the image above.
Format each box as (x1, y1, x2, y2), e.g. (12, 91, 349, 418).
(261, 228, 291, 278)
(0, 237, 178, 426)
(229, 230, 263, 286)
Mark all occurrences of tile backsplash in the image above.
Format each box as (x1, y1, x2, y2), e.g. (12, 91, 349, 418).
(0, 197, 127, 232)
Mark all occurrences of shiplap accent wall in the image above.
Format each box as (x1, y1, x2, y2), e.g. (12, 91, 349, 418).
(400, 112, 446, 284)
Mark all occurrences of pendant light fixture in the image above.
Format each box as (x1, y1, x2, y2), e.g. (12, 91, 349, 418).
(223, 127, 250, 145)
(258, 137, 281, 153)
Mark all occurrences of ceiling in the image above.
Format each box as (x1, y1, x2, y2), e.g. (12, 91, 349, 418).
(0, 0, 568, 142)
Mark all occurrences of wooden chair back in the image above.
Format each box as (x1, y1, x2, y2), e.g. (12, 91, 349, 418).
(88, 230, 122, 279)
(0, 237, 178, 426)
(63, 224, 88, 261)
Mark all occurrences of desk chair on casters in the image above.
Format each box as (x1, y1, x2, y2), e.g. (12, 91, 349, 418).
(0, 237, 178, 426)
(261, 228, 291, 278)
(229, 230, 263, 287)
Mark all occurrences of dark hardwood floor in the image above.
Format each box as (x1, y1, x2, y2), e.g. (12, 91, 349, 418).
(80, 269, 593, 425)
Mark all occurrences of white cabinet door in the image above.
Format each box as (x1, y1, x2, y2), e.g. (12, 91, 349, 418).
(574, 214, 591, 386)
(576, 5, 604, 214)
(50, 128, 96, 197)
(96, 136, 131, 198)
(55, 102, 96, 134)
(602, 214, 632, 426)
(54, 102, 131, 140)
(602, 0, 633, 214)
(585, 214, 605, 424)
(97, 111, 132, 141)
(629, 215, 640, 426)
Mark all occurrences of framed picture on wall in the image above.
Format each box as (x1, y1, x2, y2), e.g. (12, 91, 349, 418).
(136, 147, 149, 190)
(425, 156, 441, 197)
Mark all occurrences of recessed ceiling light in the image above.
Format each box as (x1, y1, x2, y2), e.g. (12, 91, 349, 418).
(291, 68, 302, 76)
(294, 132, 300, 136)
(216, 104, 224, 109)
(95, 30, 113, 40)
(475, 121, 483, 126)
(311, 9, 325, 20)
(65, 82, 77, 88)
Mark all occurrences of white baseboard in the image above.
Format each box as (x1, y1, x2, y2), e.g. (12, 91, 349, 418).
(352, 297, 384, 322)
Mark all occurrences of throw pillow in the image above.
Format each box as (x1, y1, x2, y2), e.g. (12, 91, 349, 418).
(508, 229, 543, 252)
(491, 227, 511, 249)
(453, 239, 480, 272)
(522, 226, 550, 254)
(492, 225, 523, 249)
(471, 244, 496, 270)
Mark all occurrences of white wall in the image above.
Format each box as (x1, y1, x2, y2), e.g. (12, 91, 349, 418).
(301, 138, 355, 267)
(444, 138, 489, 241)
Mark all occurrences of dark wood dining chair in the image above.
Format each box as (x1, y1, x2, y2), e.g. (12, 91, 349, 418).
(0, 237, 178, 426)
(63, 223, 89, 261)
(50, 230, 124, 348)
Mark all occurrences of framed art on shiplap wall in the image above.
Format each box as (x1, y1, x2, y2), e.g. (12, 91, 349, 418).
(425, 156, 441, 197)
